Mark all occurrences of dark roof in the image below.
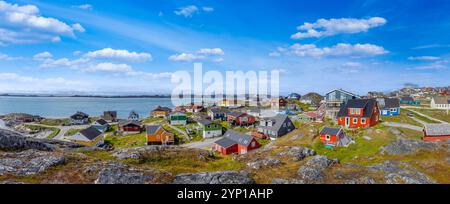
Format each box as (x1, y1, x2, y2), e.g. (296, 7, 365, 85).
(146, 125, 161, 134)
(221, 130, 254, 147)
(401, 96, 414, 101)
(384, 98, 400, 109)
(209, 108, 230, 114)
(95, 119, 108, 125)
(79, 126, 102, 140)
(320, 127, 342, 136)
(337, 99, 378, 118)
(118, 120, 141, 127)
(103, 111, 117, 116)
(70, 111, 89, 119)
(197, 118, 213, 126)
(258, 114, 289, 132)
(215, 138, 237, 148)
(153, 106, 172, 112)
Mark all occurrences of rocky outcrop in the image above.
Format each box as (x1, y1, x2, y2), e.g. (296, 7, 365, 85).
(0, 149, 66, 175)
(95, 162, 170, 184)
(172, 171, 256, 184)
(297, 155, 338, 184)
(246, 157, 281, 170)
(0, 129, 83, 151)
(284, 146, 316, 161)
(369, 161, 436, 184)
(271, 178, 305, 184)
(380, 138, 438, 155)
(112, 145, 180, 160)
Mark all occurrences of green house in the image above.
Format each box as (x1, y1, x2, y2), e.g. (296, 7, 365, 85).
(169, 112, 187, 125)
(197, 118, 223, 138)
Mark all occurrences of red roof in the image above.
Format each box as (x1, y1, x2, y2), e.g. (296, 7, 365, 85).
(304, 112, 319, 118)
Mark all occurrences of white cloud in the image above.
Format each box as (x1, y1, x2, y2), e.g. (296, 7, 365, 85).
(273, 43, 388, 58)
(33, 51, 53, 60)
(169, 48, 225, 62)
(169, 53, 205, 62)
(0, 0, 84, 45)
(86, 62, 133, 73)
(408, 56, 441, 61)
(291, 17, 387, 39)
(202, 7, 214, 12)
(197, 48, 224, 55)
(174, 5, 199, 18)
(73, 4, 93, 10)
(0, 72, 85, 86)
(0, 53, 13, 60)
(412, 60, 448, 70)
(84, 48, 152, 62)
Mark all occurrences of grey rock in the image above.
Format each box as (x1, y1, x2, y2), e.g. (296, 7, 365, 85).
(344, 176, 376, 184)
(173, 171, 256, 184)
(246, 157, 281, 170)
(112, 145, 179, 160)
(381, 139, 438, 155)
(278, 146, 316, 161)
(271, 178, 305, 184)
(297, 155, 338, 184)
(369, 161, 435, 184)
(0, 129, 83, 152)
(95, 162, 166, 184)
(0, 149, 65, 175)
(388, 127, 403, 137)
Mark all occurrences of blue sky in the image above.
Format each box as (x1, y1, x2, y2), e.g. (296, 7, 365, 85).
(0, 0, 449, 95)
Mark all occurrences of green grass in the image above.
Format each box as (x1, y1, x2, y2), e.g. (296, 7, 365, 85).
(130, 150, 245, 174)
(141, 117, 164, 124)
(64, 128, 83, 136)
(410, 111, 440, 123)
(38, 118, 71, 126)
(47, 128, 60, 139)
(381, 109, 422, 127)
(412, 109, 450, 123)
(311, 127, 396, 164)
(24, 124, 60, 139)
(104, 132, 147, 149)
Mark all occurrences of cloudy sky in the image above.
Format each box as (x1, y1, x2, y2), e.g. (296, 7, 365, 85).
(0, 0, 449, 95)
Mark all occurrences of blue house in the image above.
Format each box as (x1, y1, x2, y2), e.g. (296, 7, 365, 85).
(400, 96, 420, 105)
(377, 98, 400, 116)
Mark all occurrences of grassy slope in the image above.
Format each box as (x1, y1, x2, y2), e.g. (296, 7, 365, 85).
(412, 109, 450, 123)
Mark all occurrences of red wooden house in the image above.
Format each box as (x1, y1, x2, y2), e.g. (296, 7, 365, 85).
(423, 124, 450, 141)
(214, 130, 261, 155)
(336, 99, 380, 128)
(227, 111, 256, 126)
(319, 127, 353, 148)
(118, 120, 142, 135)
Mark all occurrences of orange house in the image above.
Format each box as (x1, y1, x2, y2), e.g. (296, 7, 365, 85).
(319, 127, 353, 148)
(146, 125, 175, 145)
(337, 99, 380, 128)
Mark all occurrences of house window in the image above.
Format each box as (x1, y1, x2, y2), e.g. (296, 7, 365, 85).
(325, 135, 330, 141)
(391, 108, 396, 112)
(353, 118, 358, 124)
(361, 118, 366, 124)
(283, 123, 286, 127)
(251, 141, 255, 147)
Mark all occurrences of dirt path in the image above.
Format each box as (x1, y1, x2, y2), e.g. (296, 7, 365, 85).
(404, 108, 447, 124)
(383, 122, 423, 132)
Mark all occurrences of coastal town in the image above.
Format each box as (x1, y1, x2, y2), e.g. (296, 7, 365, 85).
(0, 85, 449, 184)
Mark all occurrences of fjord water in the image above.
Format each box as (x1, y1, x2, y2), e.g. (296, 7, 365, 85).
(0, 96, 180, 118)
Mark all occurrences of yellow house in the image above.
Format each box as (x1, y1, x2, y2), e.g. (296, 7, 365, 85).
(151, 106, 172, 118)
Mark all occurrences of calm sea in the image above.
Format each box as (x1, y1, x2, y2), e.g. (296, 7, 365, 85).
(0, 96, 208, 118)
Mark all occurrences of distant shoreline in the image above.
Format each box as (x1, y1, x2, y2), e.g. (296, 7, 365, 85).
(0, 94, 172, 99)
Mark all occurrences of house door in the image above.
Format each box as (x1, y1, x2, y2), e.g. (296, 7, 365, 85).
(240, 149, 247, 154)
(345, 117, 350, 127)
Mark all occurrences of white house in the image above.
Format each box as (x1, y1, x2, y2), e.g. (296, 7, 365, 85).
(431, 97, 450, 110)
